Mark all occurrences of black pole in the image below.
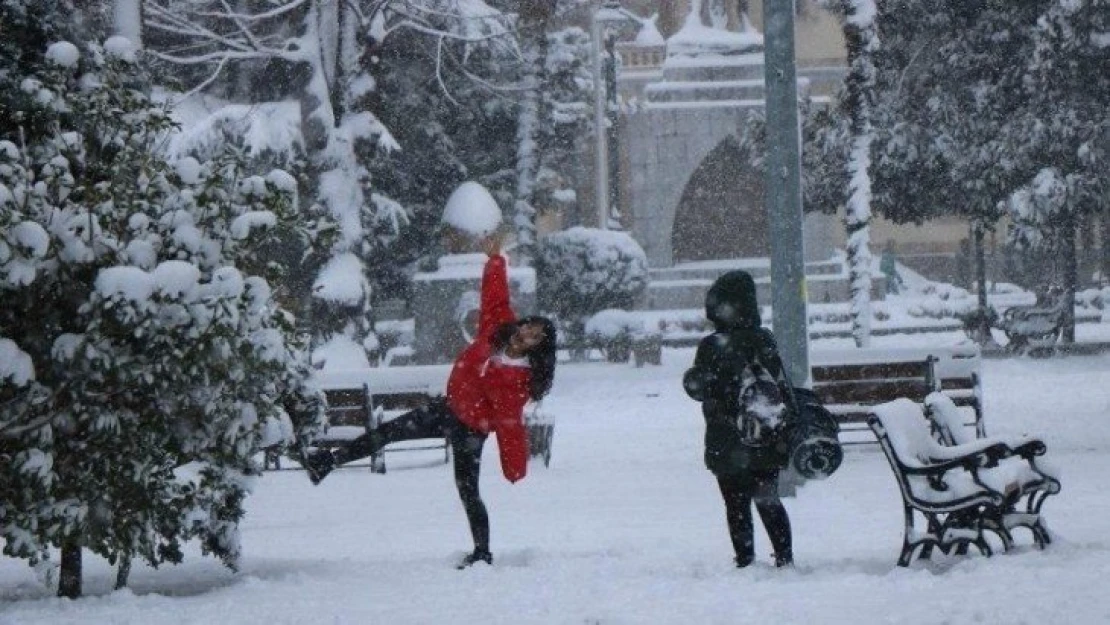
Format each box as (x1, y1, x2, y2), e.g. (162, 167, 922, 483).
(605, 29, 622, 224)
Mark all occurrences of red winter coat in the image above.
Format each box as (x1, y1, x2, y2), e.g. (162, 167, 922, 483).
(446, 254, 531, 483)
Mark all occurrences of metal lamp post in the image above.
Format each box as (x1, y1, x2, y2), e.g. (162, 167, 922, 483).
(763, 0, 810, 385)
(604, 27, 622, 225)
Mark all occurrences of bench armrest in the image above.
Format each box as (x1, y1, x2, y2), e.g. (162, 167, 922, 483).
(927, 440, 1012, 466)
(959, 435, 1047, 460)
(901, 446, 1004, 475)
(1012, 439, 1047, 458)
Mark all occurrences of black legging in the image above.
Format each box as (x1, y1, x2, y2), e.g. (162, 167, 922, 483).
(333, 399, 491, 554)
(716, 473, 792, 563)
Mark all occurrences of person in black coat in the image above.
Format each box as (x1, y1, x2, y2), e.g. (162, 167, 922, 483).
(682, 270, 796, 568)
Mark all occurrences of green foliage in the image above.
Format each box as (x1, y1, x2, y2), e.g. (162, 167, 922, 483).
(366, 24, 519, 284)
(0, 0, 77, 139)
(536, 228, 648, 336)
(0, 39, 324, 580)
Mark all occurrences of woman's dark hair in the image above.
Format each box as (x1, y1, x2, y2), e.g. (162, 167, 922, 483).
(491, 316, 558, 401)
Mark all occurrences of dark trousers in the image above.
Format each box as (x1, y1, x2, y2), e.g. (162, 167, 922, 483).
(716, 474, 792, 564)
(335, 399, 491, 554)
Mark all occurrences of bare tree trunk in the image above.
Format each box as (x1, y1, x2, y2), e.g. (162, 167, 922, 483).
(58, 543, 82, 599)
(973, 222, 991, 344)
(513, 0, 555, 265)
(1061, 211, 1077, 344)
(115, 557, 132, 590)
(840, 0, 877, 348)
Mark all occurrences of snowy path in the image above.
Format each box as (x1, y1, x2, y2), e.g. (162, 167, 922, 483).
(3, 347, 1110, 624)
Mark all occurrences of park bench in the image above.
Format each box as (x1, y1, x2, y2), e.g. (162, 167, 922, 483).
(924, 392, 1059, 550)
(311, 366, 450, 474)
(810, 345, 984, 443)
(869, 399, 1059, 566)
(305, 365, 555, 473)
(997, 294, 1068, 356)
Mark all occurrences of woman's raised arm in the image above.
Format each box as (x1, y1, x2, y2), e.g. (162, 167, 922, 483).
(477, 233, 515, 338)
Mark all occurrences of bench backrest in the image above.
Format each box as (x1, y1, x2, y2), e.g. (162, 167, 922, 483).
(323, 384, 371, 428)
(315, 365, 450, 412)
(812, 358, 938, 424)
(923, 391, 973, 446)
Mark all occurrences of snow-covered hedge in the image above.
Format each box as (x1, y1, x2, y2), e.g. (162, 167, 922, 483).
(907, 283, 976, 319)
(536, 227, 649, 332)
(584, 309, 663, 342)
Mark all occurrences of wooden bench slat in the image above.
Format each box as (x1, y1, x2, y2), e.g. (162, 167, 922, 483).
(324, 388, 367, 403)
(812, 361, 933, 382)
(814, 380, 932, 405)
(372, 392, 439, 411)
(940, 378, 977, 391)
(322, 388, 370, 429)
(823, 408, 872, 424)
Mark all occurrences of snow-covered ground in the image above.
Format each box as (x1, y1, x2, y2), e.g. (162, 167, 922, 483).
(3, 337, 1110, 624)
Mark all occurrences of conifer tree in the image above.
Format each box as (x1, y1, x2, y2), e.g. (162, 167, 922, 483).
(0, 34, 323, 598)
(1005, 0, 1109, 342)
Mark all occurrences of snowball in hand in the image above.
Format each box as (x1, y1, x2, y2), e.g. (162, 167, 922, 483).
(442, 182, 502, 238)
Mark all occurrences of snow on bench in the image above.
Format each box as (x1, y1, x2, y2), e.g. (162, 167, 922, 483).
(869, 398, 1059, 566)
(924, 392, 1060, 551)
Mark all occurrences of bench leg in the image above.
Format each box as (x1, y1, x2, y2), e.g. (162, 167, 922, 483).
(1032, 519, 1052, 547)
(263, 448, 281, 471)
(973, 536, 992, 558)
(371, 451, 386, 474)
(897, 541, 916, 567)
(898, 506, 932, 566)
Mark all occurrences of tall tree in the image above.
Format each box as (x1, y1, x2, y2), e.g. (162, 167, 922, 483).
(364, 8, 520, 293)
(0, 37, 323, 598)
(142, 0, 515, 364)
(536, 25, 595, 228)
(825, 0, 880, 347)
(829, 0, 1040, 344)
(511, 0, 556, 264)
(1005, 0, 1109, 343)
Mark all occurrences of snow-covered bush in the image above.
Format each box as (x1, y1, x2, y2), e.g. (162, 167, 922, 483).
(1075, 288, 1107, 311)
(536, 227, 648, 340)
(0, 38, 324, 596)
(583, 309, 663, 363)
(586, 309, 650, 342)
(908, 284, 975, 319)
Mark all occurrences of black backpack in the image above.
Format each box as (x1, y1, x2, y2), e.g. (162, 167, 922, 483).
(736, 356, 789, 444)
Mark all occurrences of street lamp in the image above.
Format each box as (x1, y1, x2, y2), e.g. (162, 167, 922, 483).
(591, 1, 636, 230)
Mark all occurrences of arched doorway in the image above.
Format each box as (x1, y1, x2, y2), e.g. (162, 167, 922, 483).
(671, 136, 768, 262)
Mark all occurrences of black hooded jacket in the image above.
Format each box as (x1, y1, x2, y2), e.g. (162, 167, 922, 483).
(683, 271, 796, 476)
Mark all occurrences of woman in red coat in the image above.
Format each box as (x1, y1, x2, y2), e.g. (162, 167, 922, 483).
(304, 233, 557, 569)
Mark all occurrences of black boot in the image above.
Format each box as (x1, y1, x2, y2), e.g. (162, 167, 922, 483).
(456, 549, 493, 570)
(734, 554, 755, 569)
(303, 449, 336, 485)
(774, 551, 794, 568)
